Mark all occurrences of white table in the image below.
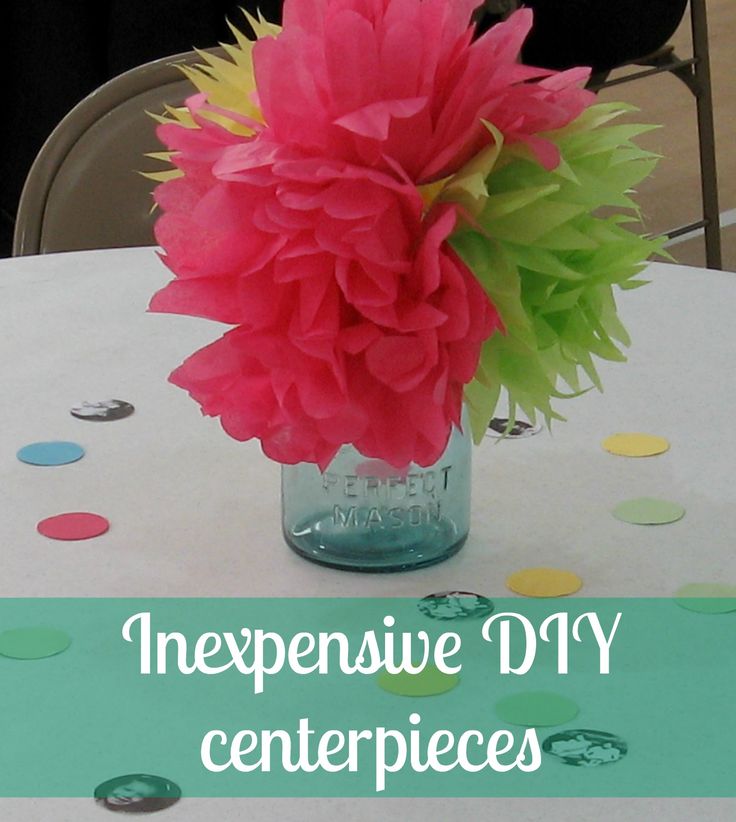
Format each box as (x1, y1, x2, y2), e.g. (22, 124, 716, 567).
(1, 248, 735, 820)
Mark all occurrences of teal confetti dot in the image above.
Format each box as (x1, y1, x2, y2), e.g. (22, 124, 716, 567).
(17, 441, 84, 466)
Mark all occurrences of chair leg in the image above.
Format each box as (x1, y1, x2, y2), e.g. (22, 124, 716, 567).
(689, 0, 722, 269)
(577, 2, 722, 270)
(586, 71, 611, 90)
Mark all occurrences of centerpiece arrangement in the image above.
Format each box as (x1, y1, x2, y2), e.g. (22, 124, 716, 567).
(148, 0, 662, 571)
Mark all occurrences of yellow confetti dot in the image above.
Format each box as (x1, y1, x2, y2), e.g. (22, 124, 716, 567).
(377, 664, 459, 697)
(602, 433, 670, 458)
(506, 567, 583, 598)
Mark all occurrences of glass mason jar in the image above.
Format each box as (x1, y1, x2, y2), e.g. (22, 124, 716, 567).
(281, 416, 471, 572)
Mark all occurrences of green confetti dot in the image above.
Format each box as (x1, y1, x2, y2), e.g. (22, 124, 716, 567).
(612, 497, 685, 525)
(674, 583, 736, 614)
(0, 627, 71, 660)
(495, 691, 579, 727)
(377, 665, 459, 697)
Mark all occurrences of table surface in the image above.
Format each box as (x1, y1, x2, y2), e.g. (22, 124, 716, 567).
(1, 247, 735, 820)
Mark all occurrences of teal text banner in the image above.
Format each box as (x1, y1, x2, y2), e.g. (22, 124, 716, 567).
(0, 597, 733, 797)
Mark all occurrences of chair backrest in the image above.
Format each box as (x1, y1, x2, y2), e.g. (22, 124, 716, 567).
(519, 0, 689, 74)
(12, 49, 220, 256)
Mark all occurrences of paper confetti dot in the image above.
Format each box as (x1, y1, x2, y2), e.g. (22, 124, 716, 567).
(377, 665, 459, 697)
(37, 512, 110, 541)
(487, 418, 542, 439)
(70, 399, 135, 422)
(602, 432, 669, 457)
(506, 567, 582, 598)
(0, 627, 71, 660)
(94, 773, 181, 813)
(495, 691, 579, 727)
(542, 729, 628, 767)
(418, 591, 494, 621)
(17, 441, 84, 466)
(612, 497, 685, 525)
(674, 583, 736, 614)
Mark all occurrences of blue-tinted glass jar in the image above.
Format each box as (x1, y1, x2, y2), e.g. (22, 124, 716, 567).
(281, 417, 471, 572)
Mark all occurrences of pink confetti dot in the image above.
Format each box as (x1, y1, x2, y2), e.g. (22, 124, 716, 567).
(37, 512, 110, 541)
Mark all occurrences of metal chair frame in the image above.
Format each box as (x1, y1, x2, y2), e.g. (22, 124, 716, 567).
(12, 49, 212, 257)
(476, 0, 722, 269)
(586, 0, 722, 269)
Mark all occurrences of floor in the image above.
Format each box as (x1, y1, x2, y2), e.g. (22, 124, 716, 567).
(597, 0, 735, 270)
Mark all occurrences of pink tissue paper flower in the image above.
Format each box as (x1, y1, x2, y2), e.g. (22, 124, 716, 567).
(155, 110, 500, 467)
(151, 2, 595, 467)
(253, 2, 594, 178)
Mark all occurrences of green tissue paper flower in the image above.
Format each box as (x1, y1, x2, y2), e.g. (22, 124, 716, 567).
(448, 103, 666, 442)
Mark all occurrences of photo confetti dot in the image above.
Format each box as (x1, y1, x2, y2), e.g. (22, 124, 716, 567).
(377, 665, 459, 697)
(612, 497, 685, 525)
(543, 729, 628, 767)
(71, 399, 135, 422)
(674, 583, 736, 614)
(506, 567, 582, 598)
(417, 591, 494, 621)
(0, 627, 71, 660)
(16, 441, 84, 466)
(495, 691, 579, 727)
(94, 773, 181, 813)
(486, 418, 543, 439)
(37, 512, 110, 541)
(602, 432, 669, 458)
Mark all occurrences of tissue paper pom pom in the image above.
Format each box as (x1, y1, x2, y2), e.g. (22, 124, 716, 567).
(152, 118, 493, 330)
(253, 3, 594, 179)
(151, 85, 503, 466)
(451, 103, 665, 440)
(171, 236, 496, 470)
(169, 329, 360, 468)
